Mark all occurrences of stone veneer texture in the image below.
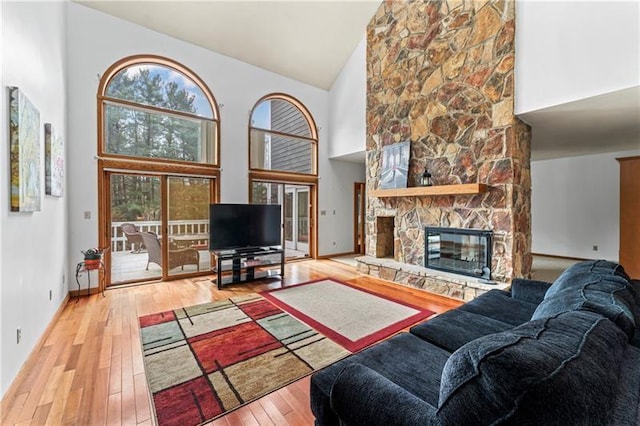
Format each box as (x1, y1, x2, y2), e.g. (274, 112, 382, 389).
(366, 0, 532, 282)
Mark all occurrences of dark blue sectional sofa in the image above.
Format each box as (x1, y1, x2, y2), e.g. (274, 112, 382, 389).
(310, 260, 640, 425)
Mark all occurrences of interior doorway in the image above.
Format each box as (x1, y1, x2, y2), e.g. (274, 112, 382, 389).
(251, 180, 315, 260)
(354, 182, 365, 254)
(285, 185, 309, 254)
(618, 156, 640, 279)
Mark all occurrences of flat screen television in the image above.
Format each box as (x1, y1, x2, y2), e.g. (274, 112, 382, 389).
(209, 203, 282, 251)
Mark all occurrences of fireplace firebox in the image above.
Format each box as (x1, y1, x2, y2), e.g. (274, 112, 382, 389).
(425, 227, 492, 279)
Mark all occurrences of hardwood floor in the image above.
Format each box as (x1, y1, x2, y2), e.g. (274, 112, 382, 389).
(0, 259, 462, 425)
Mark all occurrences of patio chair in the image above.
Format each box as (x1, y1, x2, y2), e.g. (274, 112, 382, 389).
(120, 223, 145, 253)
(139, 231, 200, 272)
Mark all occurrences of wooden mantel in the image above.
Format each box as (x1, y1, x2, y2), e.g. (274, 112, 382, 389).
(370, 183, 487, 198)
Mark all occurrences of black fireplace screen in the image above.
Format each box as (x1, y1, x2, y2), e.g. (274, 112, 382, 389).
(425, 227, 492, 279)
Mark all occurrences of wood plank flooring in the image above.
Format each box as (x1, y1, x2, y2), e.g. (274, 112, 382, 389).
(1, 259, 462, 425)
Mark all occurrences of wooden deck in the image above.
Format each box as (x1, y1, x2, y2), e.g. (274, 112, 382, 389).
(110, 250, 211, 283)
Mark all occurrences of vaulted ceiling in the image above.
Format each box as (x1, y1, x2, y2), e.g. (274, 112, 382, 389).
(76, 0, 381, 90)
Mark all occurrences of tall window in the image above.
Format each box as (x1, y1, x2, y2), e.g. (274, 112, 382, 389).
(249, 94, 318, 260)
(97, 56, 220, 286)
(99, 56, 219, 166)
(249, 94, 317, 175)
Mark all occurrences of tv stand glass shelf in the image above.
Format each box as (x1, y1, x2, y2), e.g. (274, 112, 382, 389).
(211, 246, 284, 289)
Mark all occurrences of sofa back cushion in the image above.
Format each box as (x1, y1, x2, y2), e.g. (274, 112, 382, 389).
(437, 311, 627, 425)
(531, 260, 638, 338)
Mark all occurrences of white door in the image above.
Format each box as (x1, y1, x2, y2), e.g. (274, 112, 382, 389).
(284, 186, 309, 256)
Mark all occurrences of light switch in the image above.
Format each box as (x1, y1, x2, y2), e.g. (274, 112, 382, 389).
(84, 211, 91, 219)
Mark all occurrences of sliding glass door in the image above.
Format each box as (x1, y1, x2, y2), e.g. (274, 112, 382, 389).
(167, 176, 212, 277)
(251, 180, 312, 260)
(110, 173, 163, 283)
(284, 186, 309, 254)
(106, 172, 215, 286)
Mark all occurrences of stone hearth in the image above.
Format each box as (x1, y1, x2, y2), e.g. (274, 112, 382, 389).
(356, 256, 508, 301)
(363, 1, 532, 299)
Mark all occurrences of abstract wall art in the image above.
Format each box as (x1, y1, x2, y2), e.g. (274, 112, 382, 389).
(45, 123, 64, 197)
(378, 140, 410, 190)
(9, 86, 41, 212)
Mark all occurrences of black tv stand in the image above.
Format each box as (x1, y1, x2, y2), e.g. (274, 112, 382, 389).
(211, 247, 284, 289)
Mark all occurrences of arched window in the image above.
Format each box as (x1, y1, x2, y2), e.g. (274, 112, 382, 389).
(249, 94, 318, 260)
(98, 55, 219, 166)
(249, 94, 317, 175)
(97, 56, 220, 287)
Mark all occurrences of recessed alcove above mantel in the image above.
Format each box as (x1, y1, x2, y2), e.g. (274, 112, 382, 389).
(370, 183, 488, 198)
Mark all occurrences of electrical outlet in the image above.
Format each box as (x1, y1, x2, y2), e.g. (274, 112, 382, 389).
(17, 328, 21, 344)
(49, 290, 52, 301)
(592, 245, 598, 251)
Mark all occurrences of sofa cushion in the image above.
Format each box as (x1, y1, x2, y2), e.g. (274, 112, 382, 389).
(459, 289, 538, 326)
(532, 260, 637, 338)
(510, 278, 552, 305)
(610, 345, 640, 424)
(437, 311, 628, 425)
(310, 333, 449, 426)
(632, 280, 640, 348)
(633, 297, 640, 347)
(330, 364, 440, 426)
(548, 259, 631, 282)
(410, 309, 513, 352)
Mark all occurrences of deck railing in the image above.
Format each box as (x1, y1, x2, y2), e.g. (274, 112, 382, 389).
(111, 220, 209, 252)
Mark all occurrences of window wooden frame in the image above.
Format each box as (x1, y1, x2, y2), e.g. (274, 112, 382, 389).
(97, 55, 221, 288)
(99, 170, 219, 286)
(248, 94, 319, 259)
(248, 93, 318, 176)
(248, 176, 317, 260)
(97, 54, 221, 168)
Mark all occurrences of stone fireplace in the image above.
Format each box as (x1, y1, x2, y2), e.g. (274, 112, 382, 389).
(357, 1, 532, 300)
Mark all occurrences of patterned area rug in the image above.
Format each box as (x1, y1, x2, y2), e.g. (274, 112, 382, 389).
(139, 294, 349, 426)
(261, 278, 435, 352)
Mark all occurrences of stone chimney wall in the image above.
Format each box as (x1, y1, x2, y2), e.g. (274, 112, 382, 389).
(366, 0, 532, 281)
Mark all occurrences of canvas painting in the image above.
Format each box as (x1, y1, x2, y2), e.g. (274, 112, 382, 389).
(9, 87, 41, 212)
(45, 123, 64, 197)
(378, 141, 410, 189)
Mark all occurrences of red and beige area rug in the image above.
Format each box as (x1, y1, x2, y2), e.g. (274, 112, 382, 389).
(261, 278, 435, 352)
(139, 279, 434, 425)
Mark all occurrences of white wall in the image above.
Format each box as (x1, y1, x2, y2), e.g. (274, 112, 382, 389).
(1, 1, 68, 396)
(324, 35, 367, 254)
(531, 149, 640, 261)
(515, 0, 640, 113)
(0, 0, 4, 398)
(318, 160, 365, 255)
(328, 36, 367, 160)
